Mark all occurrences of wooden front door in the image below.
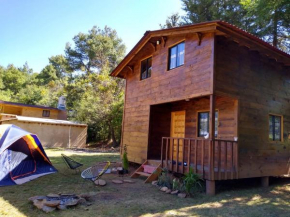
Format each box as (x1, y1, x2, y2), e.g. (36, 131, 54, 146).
(170, 111, 185, 161)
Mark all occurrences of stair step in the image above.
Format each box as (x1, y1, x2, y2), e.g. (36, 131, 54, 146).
(135, 172, 151, 177)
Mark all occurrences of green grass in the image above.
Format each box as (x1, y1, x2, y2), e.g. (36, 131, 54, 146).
(0, 148, 289, 217)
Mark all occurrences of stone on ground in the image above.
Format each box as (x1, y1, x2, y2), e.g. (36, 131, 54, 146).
(112, 179, 123, 184)
(42, 205, 56, 213)
(57, 205, 67, 210)
(171, 190, 179, 195)
(178, 193, 187, 198)
(33, 200, 44, 209)
(44, 200, 61, 207)
(77, 197, 87, 205)
(79, 192, 98, 200)
(94, 179, 107, 186)
(64, 198, 79, 206)
(123, 179, 135, 183)
(47, 193, 60, 198)
(165, 189, 172, 194)
(60, 193, 75, 197)
(160, 187, 168, 192)
(151, 181, 158, 186)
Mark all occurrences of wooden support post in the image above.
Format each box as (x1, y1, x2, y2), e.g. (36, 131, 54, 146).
(206, 180, 215, 195)
(209, 94, 216, 179)
(209, 94, 216, 139)
(261, 176, 269, 187)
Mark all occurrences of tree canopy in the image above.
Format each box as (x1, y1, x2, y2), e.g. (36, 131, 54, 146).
(160, 0, 290, 53)
(0, 26, 126, 145)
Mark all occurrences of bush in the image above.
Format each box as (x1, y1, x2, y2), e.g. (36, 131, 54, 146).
(183, 168, 203, 196)
(122, 144, 129, 171)
(157, 168, 172, 188)
(172, 178, 185, 192)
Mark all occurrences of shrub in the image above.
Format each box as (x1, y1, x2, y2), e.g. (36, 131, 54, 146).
(157, 168, 172, 188)
(183, 168, 203, 196)
(172, 178, 185, 192)
(122, 144, 129, 171)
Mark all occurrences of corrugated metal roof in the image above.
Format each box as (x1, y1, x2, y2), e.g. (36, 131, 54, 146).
(0, 115, 87, 127)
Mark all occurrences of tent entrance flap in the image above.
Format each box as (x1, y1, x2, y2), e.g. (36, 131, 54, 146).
(9, 138, 36, 180)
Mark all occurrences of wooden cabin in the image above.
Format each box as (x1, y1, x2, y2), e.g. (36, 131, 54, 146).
(110, 21, 290, 195)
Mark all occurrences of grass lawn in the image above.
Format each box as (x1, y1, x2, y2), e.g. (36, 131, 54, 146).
(0, 148, 289, 217)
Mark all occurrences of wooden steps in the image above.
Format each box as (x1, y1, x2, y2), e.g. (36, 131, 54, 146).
(131, 160, 162, 183)
(135, 172, 151, 177)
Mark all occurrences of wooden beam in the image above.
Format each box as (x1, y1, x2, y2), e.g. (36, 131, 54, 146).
(209, 94, 216, 180)
(126, 65, 134, 73)
(206, 180, 215, 195)
(149, 42, 157, 51)
(161, 36, 167, 47)
(209, 94, 216, 140)
(261, 176, 269, 187)
(197, 32, 203, 46)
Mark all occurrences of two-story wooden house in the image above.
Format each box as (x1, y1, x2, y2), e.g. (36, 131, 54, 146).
(111, 21, 290, 195)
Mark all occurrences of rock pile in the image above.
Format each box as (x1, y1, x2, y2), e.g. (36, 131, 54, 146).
(29, 192, 97, 213)
(152, 181, 187, 198)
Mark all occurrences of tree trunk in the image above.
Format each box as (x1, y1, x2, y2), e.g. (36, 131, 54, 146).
(110, 125, 119, 147)
(273, 9, 278, 47)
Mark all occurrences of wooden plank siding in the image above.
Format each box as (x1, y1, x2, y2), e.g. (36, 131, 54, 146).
(215, 36, 290, 178)
(122, 33, 215, 163)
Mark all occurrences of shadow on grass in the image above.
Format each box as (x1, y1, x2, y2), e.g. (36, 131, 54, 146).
(0, 148, 289, 217)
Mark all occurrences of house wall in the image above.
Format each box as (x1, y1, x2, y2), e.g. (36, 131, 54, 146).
(215, 36, 290, 178)
(2, 105, 22, 115)
(123, 33, 215, 163)
(1, 120, 87, 148)
(0, 104, 67, 120)
(21, 107, 59, 119)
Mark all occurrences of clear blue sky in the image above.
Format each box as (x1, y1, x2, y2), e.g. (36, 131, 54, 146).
(0, 0, 185, 72)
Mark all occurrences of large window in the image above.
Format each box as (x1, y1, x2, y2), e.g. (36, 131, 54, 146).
(168, 42, 185, 70)
(140, 57, 152, 80)
(269, 114, 282, 141)
(198, 111, 218, 137)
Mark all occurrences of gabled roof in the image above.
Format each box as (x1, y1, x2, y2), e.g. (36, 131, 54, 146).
(0, 100, 60, 111)
(111, 21, 290, 78)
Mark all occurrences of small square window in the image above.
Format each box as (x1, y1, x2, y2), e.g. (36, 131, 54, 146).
(168, 42, 185, 70)
(140, 57, 152, 80)
(42, 110, 50, 117)
(269, 114, 282, 141)
(198, 111, 218, 137)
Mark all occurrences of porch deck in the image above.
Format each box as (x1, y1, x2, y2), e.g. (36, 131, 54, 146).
(161, 137, 238, 180)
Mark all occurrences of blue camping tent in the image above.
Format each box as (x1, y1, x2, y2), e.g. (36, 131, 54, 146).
(0, 124, 57, 186)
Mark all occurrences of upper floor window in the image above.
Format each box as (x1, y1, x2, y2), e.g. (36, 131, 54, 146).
(198, 111, 218, 137)
(140, 57, 152, 80)
(168, 42, 185, 70)
(42, 110, 50, 117)
(269, 114, 282, 141)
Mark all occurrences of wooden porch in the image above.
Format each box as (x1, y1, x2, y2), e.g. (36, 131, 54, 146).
(161, 137, 238, 180)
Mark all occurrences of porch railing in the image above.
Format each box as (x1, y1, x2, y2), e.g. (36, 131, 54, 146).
(161, 137, 238, 180)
